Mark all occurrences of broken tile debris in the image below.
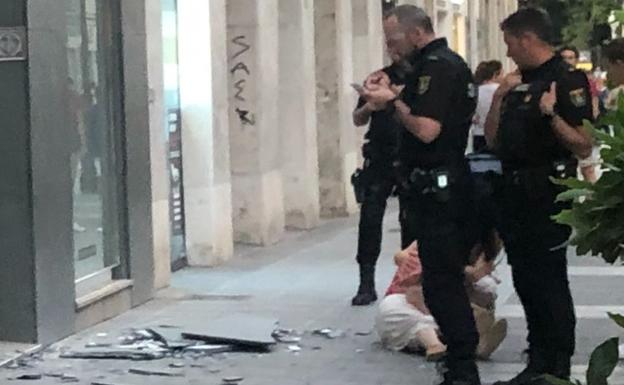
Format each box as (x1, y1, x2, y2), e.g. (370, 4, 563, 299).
(184, 344, 233, 354)
(312, 328, 346, 339)
(182, 315, 278, 350)
(12, 373, 43, 380)
(287, 345, 302, 353)
(1, 319, 362, 383)
(222, 375, 244, 384)
(92, 382, 136, 385)
(86, 342, 114, 349)
(128, 367, 184, 377)
(272, 328, 303, 344)
(60, 349, 166, 361)
(60, 374, 80, 383)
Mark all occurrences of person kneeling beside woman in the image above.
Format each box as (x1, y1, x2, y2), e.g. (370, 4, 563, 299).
(375, 241, 507, 361)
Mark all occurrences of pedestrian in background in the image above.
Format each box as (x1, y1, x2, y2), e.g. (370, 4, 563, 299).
(471, 60, 503, 153)
(559, 45, 600, 182)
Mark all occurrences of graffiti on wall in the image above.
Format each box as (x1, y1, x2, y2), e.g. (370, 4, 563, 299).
(230, 35, 255, 126)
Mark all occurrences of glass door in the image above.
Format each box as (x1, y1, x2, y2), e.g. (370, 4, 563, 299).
(65, 0, 125, 295)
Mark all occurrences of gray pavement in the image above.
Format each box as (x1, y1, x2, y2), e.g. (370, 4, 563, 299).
(2, 199, 623, 384)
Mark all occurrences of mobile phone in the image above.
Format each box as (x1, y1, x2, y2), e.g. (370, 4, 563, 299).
(350, 83, 365, 94)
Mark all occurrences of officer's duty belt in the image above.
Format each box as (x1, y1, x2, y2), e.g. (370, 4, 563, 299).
(503, 160, 577, 185)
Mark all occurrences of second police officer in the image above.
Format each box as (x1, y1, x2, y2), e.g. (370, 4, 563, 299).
(350, 62, 405, 307)
(484, 8, 593, 385)
(364, 5, 481, 385)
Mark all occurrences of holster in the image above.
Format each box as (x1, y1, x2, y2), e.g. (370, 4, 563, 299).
(351, 168, 367, 204)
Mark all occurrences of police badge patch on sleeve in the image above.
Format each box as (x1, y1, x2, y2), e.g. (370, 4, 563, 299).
(418, 76, 431, 95)
(569, 88, 587, 107)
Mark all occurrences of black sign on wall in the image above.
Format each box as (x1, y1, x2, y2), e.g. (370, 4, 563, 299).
(0, 27, 27, 62)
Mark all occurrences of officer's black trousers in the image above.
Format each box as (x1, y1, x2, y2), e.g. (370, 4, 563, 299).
(508, 246, 576, 356)
(400, 182, 479, 362)
(499, 175, 576, 358)
(356, 177, 396, 266)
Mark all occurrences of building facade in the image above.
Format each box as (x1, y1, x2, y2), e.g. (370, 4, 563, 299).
(172, 0, 518, 267)
(0, 0, 517, 345)
(0, 0, 163, 345)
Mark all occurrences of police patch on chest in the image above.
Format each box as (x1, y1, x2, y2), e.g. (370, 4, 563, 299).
(418, 76, 431, 95)
(569, 88, 587, 107)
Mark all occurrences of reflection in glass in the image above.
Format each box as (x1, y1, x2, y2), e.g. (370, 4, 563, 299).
(65, 0, 122, 282)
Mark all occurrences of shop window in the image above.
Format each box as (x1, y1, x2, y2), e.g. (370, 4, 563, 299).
(64, 0, 124, 293)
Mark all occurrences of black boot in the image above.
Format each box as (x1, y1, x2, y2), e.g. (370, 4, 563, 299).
(351, 264, 377, 306)
(550, 352, 571, 381)
(439, 359, 481, 385)
(492, 349, 553, 385)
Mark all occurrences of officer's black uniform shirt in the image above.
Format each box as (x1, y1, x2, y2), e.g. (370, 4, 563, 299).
(399, 38, 477, 170)
(355, 64, 405, 166)
(497, 55, 593, 168)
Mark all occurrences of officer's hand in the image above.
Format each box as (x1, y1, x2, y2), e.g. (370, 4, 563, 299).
(365, 71, 390, 89)
(362, 85, 396, 106)
(497, 70, 522, 96)
(539, 82, 557, 117)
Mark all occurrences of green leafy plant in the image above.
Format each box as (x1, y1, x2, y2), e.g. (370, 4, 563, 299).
(552, 96, 624, 265)
(525, 0, 621, 48)
(549, 94, 624, 384)
(543, 317, 621, 385)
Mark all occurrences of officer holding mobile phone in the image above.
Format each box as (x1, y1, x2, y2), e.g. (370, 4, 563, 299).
(363, 5, 480, 384)
(350, 63, 406, 307)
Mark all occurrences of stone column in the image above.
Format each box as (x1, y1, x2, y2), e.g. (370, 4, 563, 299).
(454, 11, 467, 59)
(352, 0, 385, 167)
(504, 0, 518, 71)
(397, 0, 426, 10)
(278, 0, 320, 230)
(227, 0, 285, 245)
(209, 0, 236, 257)
(488, 0, 500, 61)
(179, 0, 234, 265)
(315, 0, 358, 217)
(367, 0, 385, 71)
(353, 0, 370, 84)
(468, 0, 479, 69)
(145, 0, 171, 288)
(352, 0, 384, 82)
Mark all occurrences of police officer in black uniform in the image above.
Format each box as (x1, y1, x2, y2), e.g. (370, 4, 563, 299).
(364, 5, 481, 384)
(351, 65, 405, 306)
(484, 8, 593, 384)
